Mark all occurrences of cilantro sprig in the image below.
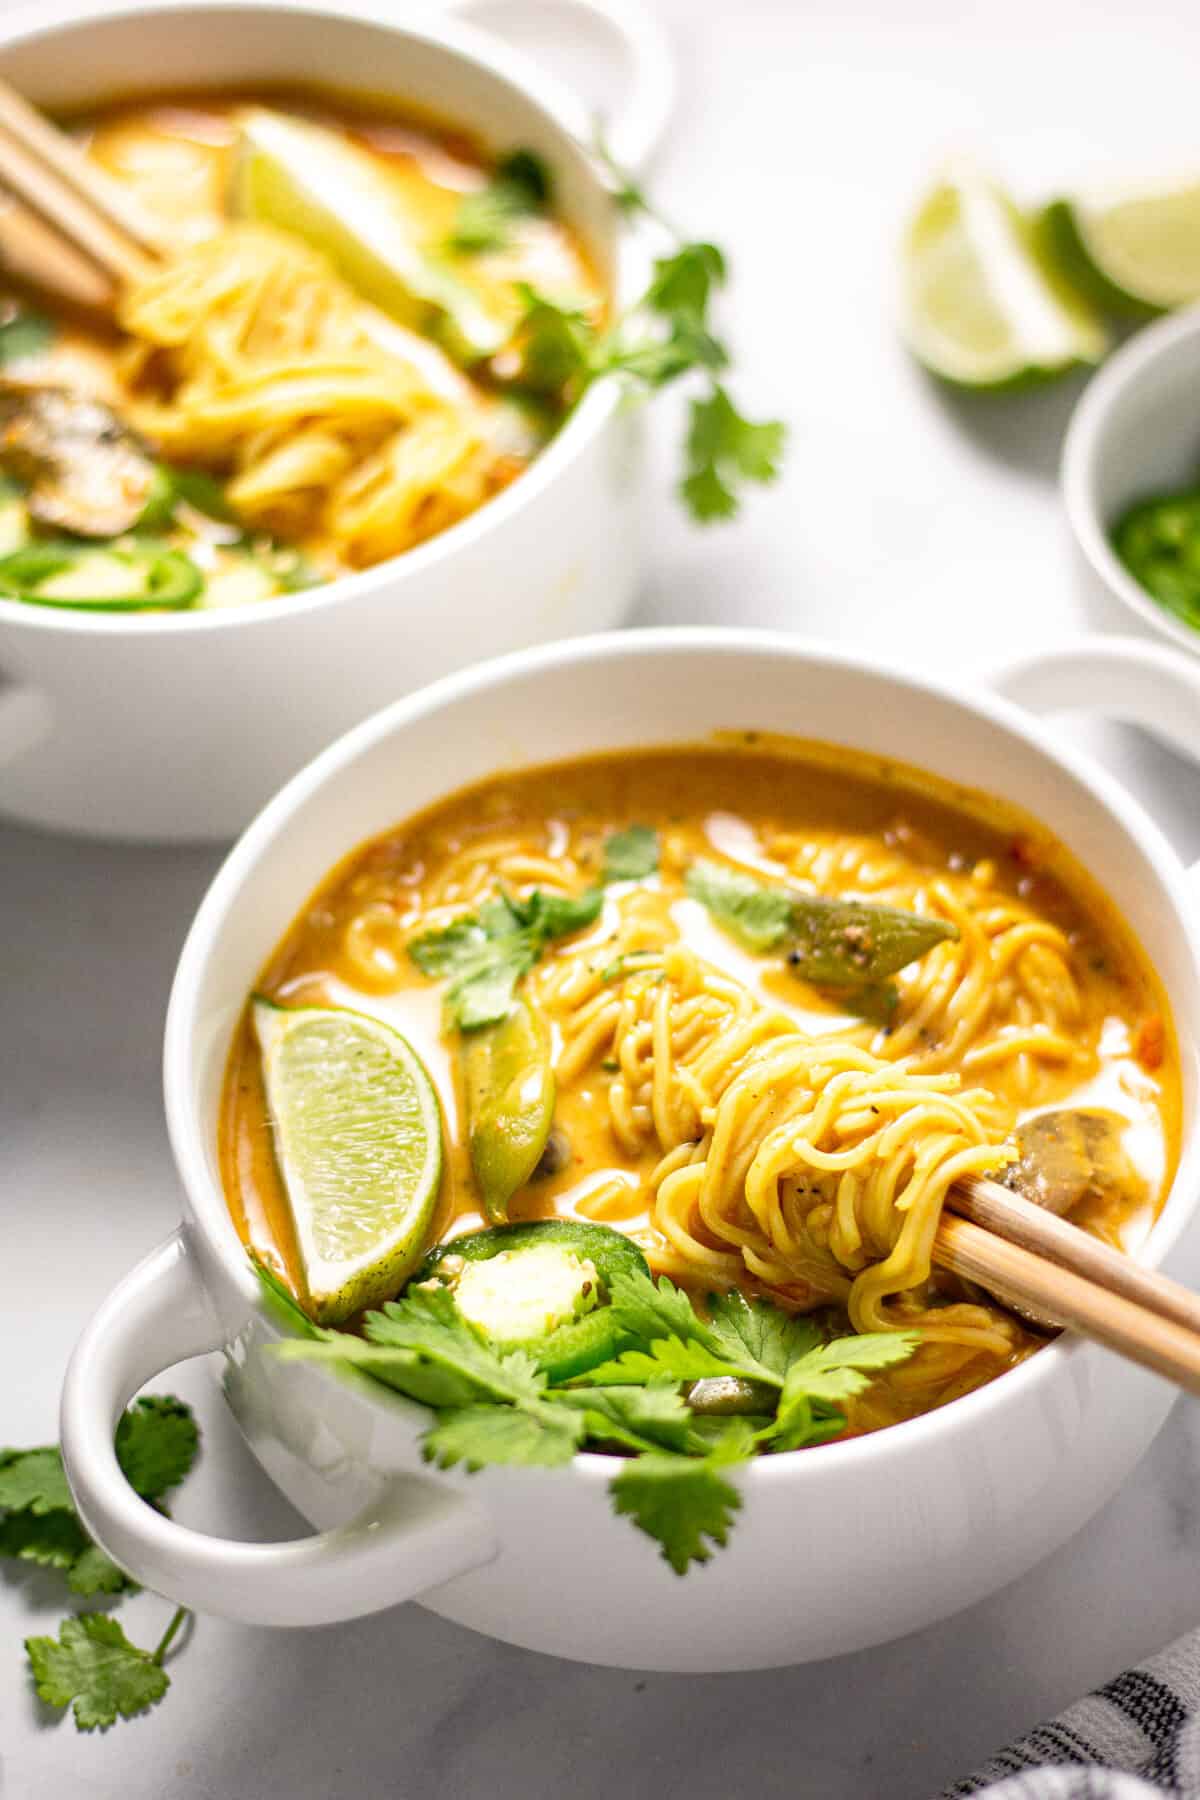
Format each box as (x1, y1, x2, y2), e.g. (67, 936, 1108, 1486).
(3, 1396, 199, 1730)
(269, 1263, 915, 1576)
(408, 886, 603, 1030)
(408, 825, 660, 1031)
(503, 141, 785, 522)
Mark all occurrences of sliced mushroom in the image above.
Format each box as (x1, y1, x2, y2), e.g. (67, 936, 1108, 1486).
(1003, 1108, 1140, 1219)
(0, 385, 160, 537)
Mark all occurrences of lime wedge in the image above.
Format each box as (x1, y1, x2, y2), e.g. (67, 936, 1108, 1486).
(1039, 181, 1200, 317)
(253, 1000, 444, 1325)
(230, 108, 512, 363)
(901, 165, 1108, 388)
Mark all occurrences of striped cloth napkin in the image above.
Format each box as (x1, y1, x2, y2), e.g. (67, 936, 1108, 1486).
(941, 1629, 1200, 1798)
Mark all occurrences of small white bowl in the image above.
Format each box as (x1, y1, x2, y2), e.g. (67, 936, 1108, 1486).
(1063, 305, 1200, 656)
(0, 0, 669, 842)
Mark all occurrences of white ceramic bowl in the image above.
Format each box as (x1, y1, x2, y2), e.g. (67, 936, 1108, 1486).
(0, 0, 669, 842)
(1063, 306, 1200, 656)
(60, 629, 1200, 1672)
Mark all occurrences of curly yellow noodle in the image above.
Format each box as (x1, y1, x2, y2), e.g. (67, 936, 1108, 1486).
(118, 225, 498, 565)
(537, 938, 1019, 1357)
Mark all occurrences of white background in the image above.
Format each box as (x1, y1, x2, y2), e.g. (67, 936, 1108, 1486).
(4, 0, 1200, 1795)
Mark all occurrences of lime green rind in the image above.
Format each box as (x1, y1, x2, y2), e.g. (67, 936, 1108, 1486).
(230, 109, 512, 364)
(1038, 180, 1200, 317)
(1036, 200, 1163, 322)
(901, 169, 1108, 390)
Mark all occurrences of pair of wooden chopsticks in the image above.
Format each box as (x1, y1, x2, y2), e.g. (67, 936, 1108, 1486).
(935, 1174, 1200, 1397)
(0, 76, 166, 315)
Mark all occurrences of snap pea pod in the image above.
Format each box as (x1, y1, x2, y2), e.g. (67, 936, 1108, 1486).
(783, 892, 957, 986)
(685, 858, 957, 985)
(460, 998, 555, 1222)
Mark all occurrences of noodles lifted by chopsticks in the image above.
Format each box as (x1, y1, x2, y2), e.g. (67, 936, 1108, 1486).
(539, 939, 1019, 1356)
(117, 224, 496, 565)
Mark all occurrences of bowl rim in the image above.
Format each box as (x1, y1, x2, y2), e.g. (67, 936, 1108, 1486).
(0, 0, 632, 640)
(1062, 303, 1200, 660)
(163, 625, 1200, 1487)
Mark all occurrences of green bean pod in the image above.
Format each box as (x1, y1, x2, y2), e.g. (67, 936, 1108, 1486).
(461, 998, 555, 1222)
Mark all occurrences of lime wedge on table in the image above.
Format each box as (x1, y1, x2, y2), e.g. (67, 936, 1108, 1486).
(230, 108, 511, 363)
(1039, 180, 1200, 317)
(901, 165, 1108, 388)
(253, 1000, 443, 1325)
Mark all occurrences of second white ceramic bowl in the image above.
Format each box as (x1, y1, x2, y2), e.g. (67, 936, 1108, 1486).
(1063, 305, 1200, 656)
(60, 629, 1200, 1671)
(0, 0, 663, 841)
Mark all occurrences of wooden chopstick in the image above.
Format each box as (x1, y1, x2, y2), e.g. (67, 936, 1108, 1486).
(951, 1173, 1200, 1336)
(0, 191, 117, 313)
(933, 1204, 1200, 1399)
(0, 78, 167, 261)
(0, 128, 153, 290)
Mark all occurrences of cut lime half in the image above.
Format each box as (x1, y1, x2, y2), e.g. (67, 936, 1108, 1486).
(1039, 179, 1200, 318)
(901, 164, 1108, 388)
(230, 108, 512, 363)
(254, 1000, 444, 1325)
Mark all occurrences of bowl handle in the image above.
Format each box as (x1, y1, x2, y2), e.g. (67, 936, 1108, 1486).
(445, 0, 676, 169)
(60, 1231, 497, 1627)
(984, 636, 1200, 770)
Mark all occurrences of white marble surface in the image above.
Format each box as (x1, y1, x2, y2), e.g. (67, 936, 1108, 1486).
(4, 0, 1200, 1795)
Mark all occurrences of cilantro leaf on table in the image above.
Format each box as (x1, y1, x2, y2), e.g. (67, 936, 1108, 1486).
(602, 824, 660, 884)
(408, 886, 602, 1031)
(115, 1397, 198, 1502)
(610, 1420, 754, 1574)
(0, 1447, 74, 1515)
(66, 1545, 131, 1599)
(4, 1397, 200, 1728)
(26, 1613, 176, 1732)
(0, 1506, 89, 1570)
(448, 149, 552, 253)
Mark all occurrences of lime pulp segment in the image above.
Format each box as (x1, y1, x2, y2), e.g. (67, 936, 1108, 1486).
(254, 1000, 444, 1325)
(901, 166, 1108, 388)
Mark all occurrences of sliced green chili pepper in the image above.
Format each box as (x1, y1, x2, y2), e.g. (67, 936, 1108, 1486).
(460, 997, 555, 1221)
(0, 539, 203, 611)
(413, 1219, 650, 1380)
(415, 1218, 650, 1287)
(685, 857, 957, 985)
(1112, 488, 1200, 628)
